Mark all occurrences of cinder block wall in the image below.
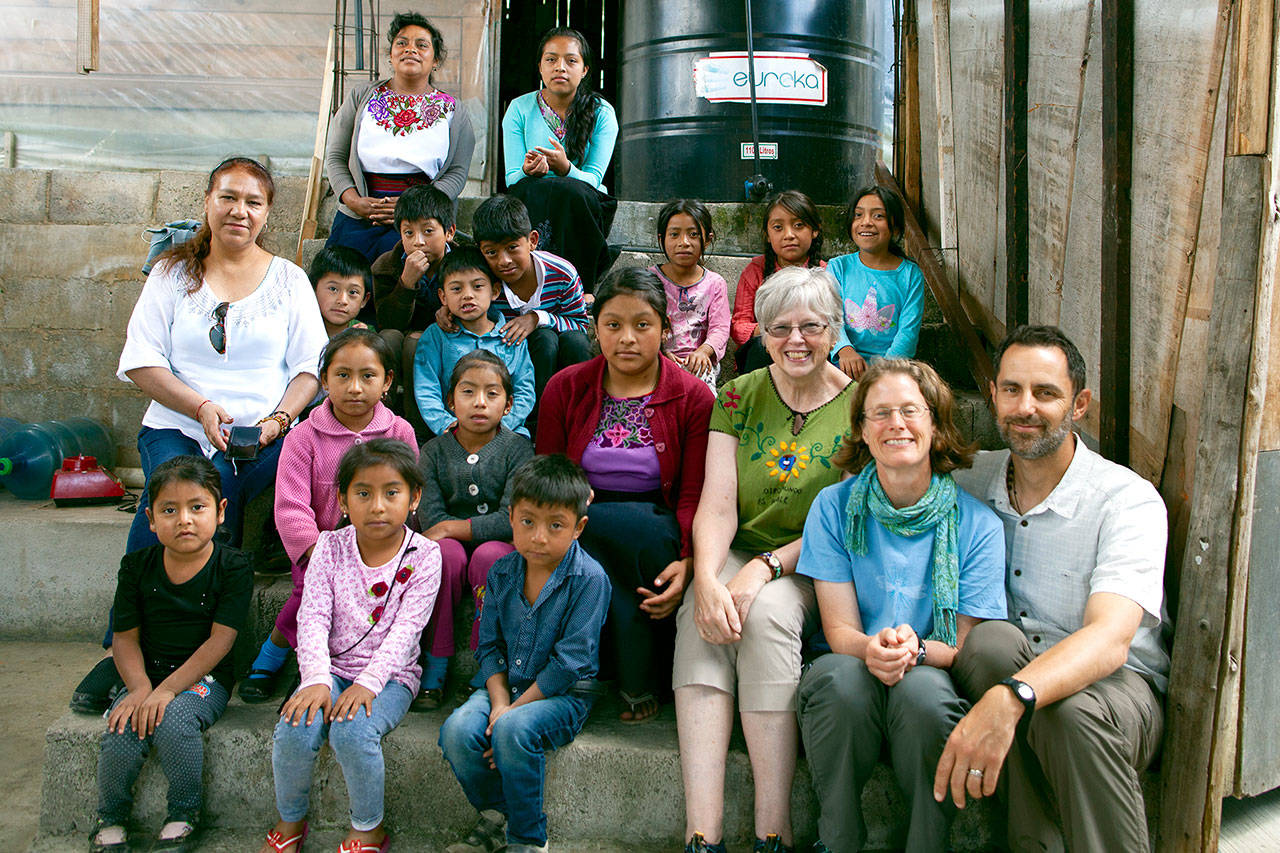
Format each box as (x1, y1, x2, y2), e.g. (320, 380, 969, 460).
(0, 167, 309, 466)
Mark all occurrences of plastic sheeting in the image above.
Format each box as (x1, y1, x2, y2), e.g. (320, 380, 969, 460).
(0, 0, 493, 178)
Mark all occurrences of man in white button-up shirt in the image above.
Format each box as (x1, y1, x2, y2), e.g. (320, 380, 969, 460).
(932, 325, 1169, 852)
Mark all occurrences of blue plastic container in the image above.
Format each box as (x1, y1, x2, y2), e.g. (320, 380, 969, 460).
(0, 418, 116, 500)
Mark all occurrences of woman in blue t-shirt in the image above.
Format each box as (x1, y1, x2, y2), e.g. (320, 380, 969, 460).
(501, 26, 619, 293)
(795, 359, 1007, 853)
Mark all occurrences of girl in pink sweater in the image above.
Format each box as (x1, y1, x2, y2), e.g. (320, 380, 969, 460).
(240, 328, 417, 703)
(261, 438, 440, 853)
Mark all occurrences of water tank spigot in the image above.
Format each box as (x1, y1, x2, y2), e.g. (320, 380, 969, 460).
(745, 174, 773, 202)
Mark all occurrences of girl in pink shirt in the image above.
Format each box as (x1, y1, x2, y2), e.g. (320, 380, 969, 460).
(262, 438, 440, 853)
(240, 329, 417, 704)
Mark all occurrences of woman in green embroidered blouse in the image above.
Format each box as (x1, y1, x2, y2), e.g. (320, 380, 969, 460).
(673, 266, 854, 853)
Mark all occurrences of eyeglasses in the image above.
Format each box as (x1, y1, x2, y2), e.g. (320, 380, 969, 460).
(863, 404, 931, 422)
(763, 321, 829, 339)
(209, 302, 229, 354)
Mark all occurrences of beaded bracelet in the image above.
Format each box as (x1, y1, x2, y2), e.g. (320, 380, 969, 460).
(256, 411, 291, 436)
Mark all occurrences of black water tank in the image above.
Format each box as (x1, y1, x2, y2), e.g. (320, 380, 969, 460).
(617, 0, 886, 204)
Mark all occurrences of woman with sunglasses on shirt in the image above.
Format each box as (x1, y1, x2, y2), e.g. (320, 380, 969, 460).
(72, 157, 329, 716)
(115, 156, 328, 554)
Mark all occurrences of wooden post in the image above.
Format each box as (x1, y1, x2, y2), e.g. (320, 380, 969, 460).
(1226, 0, 1274, 155)
(297, 29, 337, 265)
(894, 0, 923, 219)
(1159, 154, 1267, 853)
(1100, 0, 1133, 465)
(1003, 0, 1029, 331)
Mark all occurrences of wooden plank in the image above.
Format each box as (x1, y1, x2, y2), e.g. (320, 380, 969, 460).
(913, 0, 943, 242)
(894, 0, 924, 219)
(1026, 0, 1095, 329)
(1099, 0, 1133, 465)
(1239, 453, 1280, 793)
(297, 28, 336, 265)
(930, 0, 959, 267)
(75, 0, 98, 74)
(1003, 0, 1029, 330)
(945, 1, 1005, 330)
(1226, 0, 1274, 155)
(877, 161, 995, 401)
(1159, 153, 1267, 853)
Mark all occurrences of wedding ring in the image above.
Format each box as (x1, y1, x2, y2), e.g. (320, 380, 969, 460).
(968, 768, 984, 778)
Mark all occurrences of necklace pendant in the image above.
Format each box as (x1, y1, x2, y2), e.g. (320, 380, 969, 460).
(791, 411, 806, 436)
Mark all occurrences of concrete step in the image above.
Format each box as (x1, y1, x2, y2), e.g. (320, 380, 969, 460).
(38, 702, 995, 851)
(30, 830, 638, 852)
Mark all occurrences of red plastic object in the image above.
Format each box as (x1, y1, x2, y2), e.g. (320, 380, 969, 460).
(49, 455, 126, 506)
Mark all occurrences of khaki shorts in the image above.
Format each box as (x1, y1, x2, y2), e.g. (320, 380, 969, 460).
(672, 548, 817, 712)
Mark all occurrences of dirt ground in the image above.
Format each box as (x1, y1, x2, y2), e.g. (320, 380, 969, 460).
(1, 641, 104, 850)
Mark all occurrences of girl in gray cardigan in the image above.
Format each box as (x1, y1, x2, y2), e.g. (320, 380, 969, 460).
(414, 351, 533, 709)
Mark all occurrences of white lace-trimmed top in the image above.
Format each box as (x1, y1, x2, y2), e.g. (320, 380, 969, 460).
(117, 256, 329, 457)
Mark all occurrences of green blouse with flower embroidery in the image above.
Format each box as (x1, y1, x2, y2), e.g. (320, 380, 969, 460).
(710, 368, 853, 552)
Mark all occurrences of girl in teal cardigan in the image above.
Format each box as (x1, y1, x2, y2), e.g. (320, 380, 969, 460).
(502, 27, 619, 293)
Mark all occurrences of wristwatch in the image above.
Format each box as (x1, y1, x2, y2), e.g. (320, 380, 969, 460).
(915, 642, 928, 667)
(999, 676, 1036, 721)
(757, 551, 784, 581)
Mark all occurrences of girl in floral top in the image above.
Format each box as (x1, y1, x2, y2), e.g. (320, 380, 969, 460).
(261, 439, 440, 853)
(324, 12, 476, 262)
(648, 199, 731, 392)
(537, 267, 713, 723)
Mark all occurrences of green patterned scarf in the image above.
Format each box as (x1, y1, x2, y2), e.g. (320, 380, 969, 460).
(844, 462, 960, 645)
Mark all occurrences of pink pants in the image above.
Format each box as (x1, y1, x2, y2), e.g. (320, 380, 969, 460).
(273, 557, 308, 648)
(424, 539, 515, 657)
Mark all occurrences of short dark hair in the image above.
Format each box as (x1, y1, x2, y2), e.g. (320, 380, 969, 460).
(319, 326, 398, 379)
(148, 455, 222, 506)
(336, 438, 424, 496)
(656, 198, 715, 251)
(994, 324, 1087, 396)
(309, 245, 373, 296)
(842, 185, 907, 259)
(387, 11, 446, 83)
(473, 195, 532, 245)
(394, 184, 455, 231)
(438, 245, 494, 286)
(509, 454, 590, 518)
(591, 266, 670, 333)
(447, 349, 514, 403)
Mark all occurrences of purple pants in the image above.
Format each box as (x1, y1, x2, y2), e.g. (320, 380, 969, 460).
(273, 555, 310, 648)
(425, 539, 515, 657)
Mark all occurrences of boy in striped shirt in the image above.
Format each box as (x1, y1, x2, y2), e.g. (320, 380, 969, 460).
(471, 195, 592, 403)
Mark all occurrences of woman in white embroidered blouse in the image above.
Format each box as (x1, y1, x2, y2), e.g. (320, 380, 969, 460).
(324, 11, 477, 262)
(116, 157, 328, 553)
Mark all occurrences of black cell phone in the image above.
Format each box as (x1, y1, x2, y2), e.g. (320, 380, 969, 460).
(226, 425, 262, 460)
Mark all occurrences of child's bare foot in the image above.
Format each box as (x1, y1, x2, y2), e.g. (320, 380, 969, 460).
(260, 819, 307, 853)
(338, 825, 389, 852)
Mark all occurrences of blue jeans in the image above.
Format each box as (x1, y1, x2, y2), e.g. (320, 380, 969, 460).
(97, 678, 229, 825)
(127, 426, 284, 553)
(439, 688, 594, 846)
(272, 676, 413, 831)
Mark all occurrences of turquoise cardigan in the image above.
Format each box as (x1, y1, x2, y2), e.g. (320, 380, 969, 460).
(501, 91, 618, 190)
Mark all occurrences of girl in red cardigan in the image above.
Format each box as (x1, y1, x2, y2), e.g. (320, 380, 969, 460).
(537, 267, 714, 723)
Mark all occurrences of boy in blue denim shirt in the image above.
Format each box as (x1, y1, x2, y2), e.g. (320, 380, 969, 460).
(439, 455, 610, 853)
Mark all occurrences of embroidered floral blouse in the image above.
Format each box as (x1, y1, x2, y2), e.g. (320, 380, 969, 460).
(357, 84, 457, 177)
(710, 369, 852, 552)
(580, 393, 661, 493)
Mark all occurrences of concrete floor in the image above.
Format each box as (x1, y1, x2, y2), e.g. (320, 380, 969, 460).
(2, 641, 104, 851)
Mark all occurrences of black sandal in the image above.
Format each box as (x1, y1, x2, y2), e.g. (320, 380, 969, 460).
(238, 668, 280, 704)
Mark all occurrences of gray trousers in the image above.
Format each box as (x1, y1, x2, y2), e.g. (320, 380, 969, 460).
(797, 653, 968, 852)
(951, 620, 1163, 853)
(97, 678, 229, 825)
